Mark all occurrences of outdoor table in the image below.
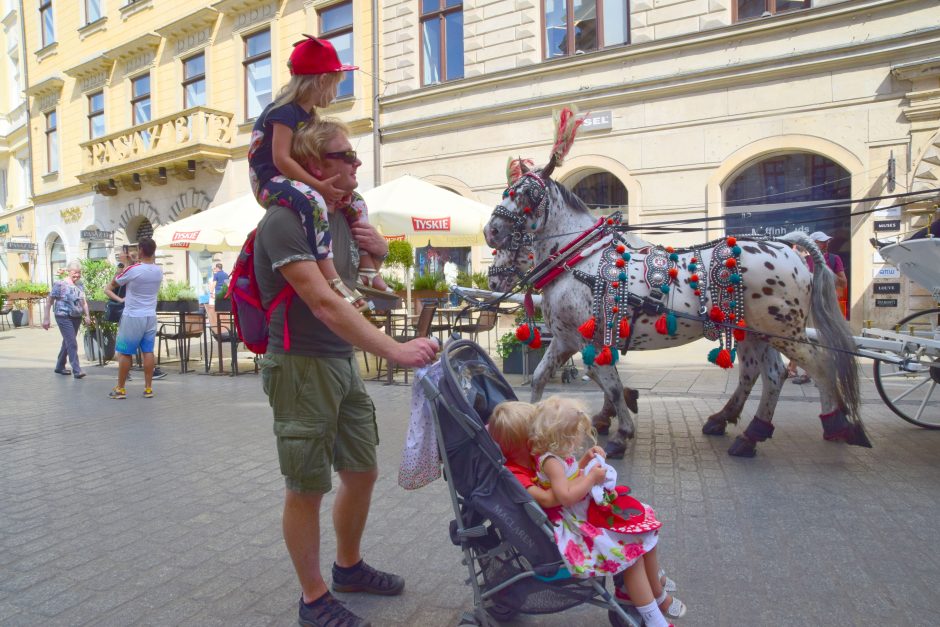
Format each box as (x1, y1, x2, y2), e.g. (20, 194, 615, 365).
(156, 309, 207, 374)
(365, 310, 410, 385)
(206, 310, 240, 375)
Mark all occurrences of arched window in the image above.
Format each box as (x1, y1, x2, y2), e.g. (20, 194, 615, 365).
(133, 218, 154, 241)
(49, 235, 66, 282)
(571, 172, 628, 215)
(724, 152, 851, 317)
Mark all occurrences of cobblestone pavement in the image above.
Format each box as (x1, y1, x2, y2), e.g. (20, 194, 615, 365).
(1, 327, 938, 626)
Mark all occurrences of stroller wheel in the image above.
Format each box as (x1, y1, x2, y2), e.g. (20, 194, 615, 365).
(485, 603, 518, 622)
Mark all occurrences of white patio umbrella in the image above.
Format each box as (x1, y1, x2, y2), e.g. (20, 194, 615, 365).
(361, 175, 492, 247)
(153, 193, 264, 252)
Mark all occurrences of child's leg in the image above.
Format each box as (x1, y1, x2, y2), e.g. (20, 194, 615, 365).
(357, 253, 390, 290)
(316, 259, 369, 311)
(620, 558, 670, 627)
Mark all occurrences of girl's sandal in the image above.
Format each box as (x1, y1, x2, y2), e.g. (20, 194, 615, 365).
(658, 569, 677, 593)
(330, 278, 373, 313)
(661, 595, 687, 619)
(359, 269, 395, 294)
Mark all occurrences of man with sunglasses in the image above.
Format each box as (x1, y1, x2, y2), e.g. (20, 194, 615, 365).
(254, 118, 438, 626)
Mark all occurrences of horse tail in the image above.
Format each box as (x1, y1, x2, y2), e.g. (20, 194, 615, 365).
(780, 231, 861, 422)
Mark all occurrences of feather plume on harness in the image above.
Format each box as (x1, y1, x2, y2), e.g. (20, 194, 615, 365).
(542, 106, 588, 178)
(506, 157, 535, 186)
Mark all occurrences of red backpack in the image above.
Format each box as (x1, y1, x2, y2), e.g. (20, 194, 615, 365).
(227, 229, 295, 353)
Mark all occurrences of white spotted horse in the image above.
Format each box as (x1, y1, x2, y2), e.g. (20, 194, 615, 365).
(483, 119, 869, 458)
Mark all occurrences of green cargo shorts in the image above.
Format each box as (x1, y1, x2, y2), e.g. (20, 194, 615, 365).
(260, 353, 378, 494)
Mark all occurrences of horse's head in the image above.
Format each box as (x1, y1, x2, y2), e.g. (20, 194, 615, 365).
(487, 243, 533, 292)
(484, 168, 551, 250)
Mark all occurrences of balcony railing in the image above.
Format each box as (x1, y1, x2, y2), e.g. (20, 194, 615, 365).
(78, 106, 235, 182)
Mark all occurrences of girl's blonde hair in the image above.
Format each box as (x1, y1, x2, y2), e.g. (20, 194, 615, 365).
(273, 72, 344, 110)
(529, 396, 595, 458)
(488, 402, 536, 453)
(291, 118, 351, 166)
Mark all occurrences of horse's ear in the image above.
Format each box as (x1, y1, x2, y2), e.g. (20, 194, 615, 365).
(506, 157, 535, 185)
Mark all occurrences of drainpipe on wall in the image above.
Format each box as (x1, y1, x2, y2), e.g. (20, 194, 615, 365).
(371, 0, 381, 186)
(16, 0, 36, 281)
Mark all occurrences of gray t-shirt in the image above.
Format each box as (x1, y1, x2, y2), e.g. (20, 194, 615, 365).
(254, 204, 352, 358)
(115, 263, 163, 317)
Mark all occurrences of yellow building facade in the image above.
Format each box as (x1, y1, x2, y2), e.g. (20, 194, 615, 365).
(22, 0, 376, 292)
(1, 0, 34, 284)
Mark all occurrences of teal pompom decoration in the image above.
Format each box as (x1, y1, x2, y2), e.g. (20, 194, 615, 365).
(669, 253, 679, 262)
(707, 347, 721, 364)
(730, 348, 737, 364)
(729, 300, 736, 308)
(689, 263, 697, 272)
(531, 223, 537, 230)
(619, 272, 627, 281)
(690, 281, 699, 289)
(666, 311, 677, 336)
(607, 321, 614, 329)
(732, 245, 742, 256)
(582, 344, 597, 366)
(614, 296, 620, 303)
(661, 284, 670, 294)
(730, 273, 741, 284)
(610, 348, 619, 365)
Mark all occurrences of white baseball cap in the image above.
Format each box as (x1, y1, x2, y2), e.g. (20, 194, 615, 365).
(809, 231, 832, 242)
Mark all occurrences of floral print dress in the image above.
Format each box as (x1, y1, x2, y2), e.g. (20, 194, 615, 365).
(535, 453, 659, 578)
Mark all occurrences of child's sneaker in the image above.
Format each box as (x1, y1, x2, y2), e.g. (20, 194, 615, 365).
(143, 388, 154, 398)
(108, 387, 126, 400)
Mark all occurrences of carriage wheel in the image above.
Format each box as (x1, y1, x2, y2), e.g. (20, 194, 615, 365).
(873, 307, 940, 429)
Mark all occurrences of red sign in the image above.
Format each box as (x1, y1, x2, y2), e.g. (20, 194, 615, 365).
(411, 217, 451, 231)
(172, 230, 200, 242)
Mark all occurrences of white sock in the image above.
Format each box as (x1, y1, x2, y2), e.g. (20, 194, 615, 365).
(637, 599, 669, 627)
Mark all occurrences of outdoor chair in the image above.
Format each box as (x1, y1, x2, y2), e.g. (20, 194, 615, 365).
(157, 312, 206, 373)
(0, 303, 13, 330)
(451, 309, 499, 352)
(375, 303, 437, 384)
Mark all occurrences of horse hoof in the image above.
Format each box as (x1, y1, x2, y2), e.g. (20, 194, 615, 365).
(623, 388, 639, 414)
(727, 436, 757, 457)
(592, 418, 611, 436)
(702, 418, 726, 436)
(604, 441, 626, 459)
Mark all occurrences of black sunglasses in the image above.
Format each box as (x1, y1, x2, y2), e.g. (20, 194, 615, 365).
(323, 150, 359, 165)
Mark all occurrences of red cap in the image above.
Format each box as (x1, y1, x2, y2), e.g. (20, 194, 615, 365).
(289, 36, 358, 75)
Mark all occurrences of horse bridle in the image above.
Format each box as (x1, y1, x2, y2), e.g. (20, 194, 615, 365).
(488, 172, 550, 285)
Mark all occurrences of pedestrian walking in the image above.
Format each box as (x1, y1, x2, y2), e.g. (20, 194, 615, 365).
(42, 260, 91, 378)
(104, 237, 163, 399)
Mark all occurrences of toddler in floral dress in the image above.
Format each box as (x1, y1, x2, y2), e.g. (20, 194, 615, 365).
(488, 397, 686, 627)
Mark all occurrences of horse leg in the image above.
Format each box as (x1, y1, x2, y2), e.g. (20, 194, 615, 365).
(588, 365, 634, 459)
(702, 339, 768, 437)
(773, 337, 872, 448)
(529, 341, 569, 404)
(592, 386, 639, 436)
(727, 344, 787, 458)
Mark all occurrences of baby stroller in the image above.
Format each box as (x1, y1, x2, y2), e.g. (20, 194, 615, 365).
(419, 338, 641, 626)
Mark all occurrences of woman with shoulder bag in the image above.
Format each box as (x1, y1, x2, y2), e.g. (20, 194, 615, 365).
(43, 260, 91, 378)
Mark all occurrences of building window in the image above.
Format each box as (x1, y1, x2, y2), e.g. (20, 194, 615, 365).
(39, 0, 55, 47)
(45, 110, 58, 173)
(420, 0, 463, 85)
(49, 235, 66, 281)
(571, 172, 628, 214)
(85, 0, 102, 24)
(734, 0, 811, 21)
(243, 29, 271, 120)
(131, 73, 151, 125)
(544, 1, 628, 59)
(318, 1, 354, 99)
(183, 53, 206, 108)
(88, 91, 105, 139)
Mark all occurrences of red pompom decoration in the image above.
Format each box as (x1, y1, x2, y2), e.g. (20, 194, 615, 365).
(515, 324, 531, 341)
(612, 281, 619, 288)
(726, 286, 735, 294)
(655, 314, 668, 335)
(615, 259, 625, 268)
(691, 273, 699, 282)
(523, 206, 532, 214)
(728, 313, 736, 320)
(528, 253, 534, 260)
(691, 257, 698, 263)
(665, 246, 675, 253)
(694, 289, 701, 296)
(595, 345, 613, 365)
(709, 306, 725, 323)
(607, 218, 615, 225)
(619, 318, 631, 339)
(529, 328, 542, 349)
(726, 237, 737, 246)
(491, 250, 497, 255)
(616, 244, 626, 253)
(733, 319, 747, 342)
(612, 306, 619, 313)
(579, 317, 597, 339)
(668, 268, 679, 279)
(716, 348, 733, 369)
(725, 258, 737, 268)
(509, 190, 515, 198)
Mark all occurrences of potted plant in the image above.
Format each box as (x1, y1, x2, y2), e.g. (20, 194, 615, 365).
(77, 259, 120, 362)
(496, 311, 548, 375)
(5, 279, 50, 327)
(214, 278, 231, 312)
(412, 272, 448, 315)
(158, 280, 199, 312)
